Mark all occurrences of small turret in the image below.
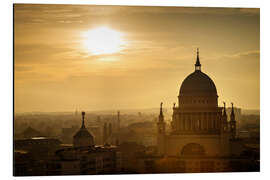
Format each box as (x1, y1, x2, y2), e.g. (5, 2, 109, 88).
(222, 102, 228, 132)
(157, 102, 166, 134)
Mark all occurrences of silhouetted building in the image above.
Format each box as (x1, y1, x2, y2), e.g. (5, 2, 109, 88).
(46, 111, 121, 175)
(14, 137, 62, 176)
(103, 122, 108, 144)
(48, 145, 121, 175)
(156, 49, 252, 172)
(73, 111, 94, 147)
(108, 123, 112, 136)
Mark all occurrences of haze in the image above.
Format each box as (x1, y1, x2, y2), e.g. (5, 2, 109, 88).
(14, 5, 260, 113)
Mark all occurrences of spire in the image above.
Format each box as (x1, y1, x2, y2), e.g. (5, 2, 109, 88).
(221, 102, 228, 133)
(195, 48, 201, 71)
(230, 102, 235, 121)
(223, 102, 227, 116)
(157, 102, 165, 137)
(230, 102, 236, 139)
(81, 111, 86, 128)
(231, 102, 235, 116)
(160, 102, 163, 117)
(159, 102, 164, 122)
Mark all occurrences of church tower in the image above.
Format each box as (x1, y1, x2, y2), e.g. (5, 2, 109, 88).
(157, 102, 166, 155)
(230, 103, 236, 139)
(73, 111, 94, 147)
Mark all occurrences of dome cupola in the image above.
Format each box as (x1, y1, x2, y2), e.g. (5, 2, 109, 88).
(178, 49, 218, 108)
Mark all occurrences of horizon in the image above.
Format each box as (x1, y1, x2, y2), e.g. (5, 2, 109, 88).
(14, 106, 260, 115)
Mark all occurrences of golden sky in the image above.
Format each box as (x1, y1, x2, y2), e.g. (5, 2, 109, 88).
(14, 4, 260, 113)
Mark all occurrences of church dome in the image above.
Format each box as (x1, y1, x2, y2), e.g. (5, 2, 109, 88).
(179, 70, 217, 96)
(73, 128, 93, 139)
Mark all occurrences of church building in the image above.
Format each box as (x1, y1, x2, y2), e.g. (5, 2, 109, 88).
(157, 49, 237, 159)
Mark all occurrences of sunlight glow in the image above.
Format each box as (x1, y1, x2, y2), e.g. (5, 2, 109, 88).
(83, 26, 125, 55)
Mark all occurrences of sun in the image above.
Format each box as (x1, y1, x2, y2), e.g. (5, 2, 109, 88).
(83, 26, 125, 55)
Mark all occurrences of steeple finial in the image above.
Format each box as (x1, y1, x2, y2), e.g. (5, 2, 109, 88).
(160, 102, 163, 116)
(81, 111, 85, 128)
(195, 48, 201, 71)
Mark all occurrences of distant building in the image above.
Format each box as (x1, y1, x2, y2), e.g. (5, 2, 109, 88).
(47, 111, 121, 175)
(117, 111, 120, 132)
(14, 112, 122, 176)
(103, 122, 108, 144)
(87, 125, 102, 145)
(102, 112, 120, 145)
(61, 125, 78, 144)
(21, 126, 43, 139)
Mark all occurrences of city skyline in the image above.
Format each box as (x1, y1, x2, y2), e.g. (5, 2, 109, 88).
(14, 5, 260, 113)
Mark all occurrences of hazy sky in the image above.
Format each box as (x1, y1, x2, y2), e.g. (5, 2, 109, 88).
(14, 4, 260, 113)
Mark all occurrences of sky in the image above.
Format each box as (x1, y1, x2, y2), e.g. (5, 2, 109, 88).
(14, 4, 260, 113)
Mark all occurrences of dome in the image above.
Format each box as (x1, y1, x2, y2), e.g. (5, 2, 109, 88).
(179, 70, 217, 96)
(73, 128, 93, 139)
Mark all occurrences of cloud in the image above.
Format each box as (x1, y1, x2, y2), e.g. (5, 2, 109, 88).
(14, 43, 76, 65)
(14, 4, 259, 27)
(222, 50, 260, 60)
